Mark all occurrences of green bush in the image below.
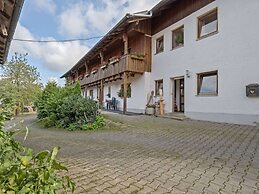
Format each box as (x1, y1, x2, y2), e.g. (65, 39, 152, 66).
(36, 81, 101, 131)
(57, 94, 97, 128)
(81, 115, 105, 131)
(0, 113, 75, 193)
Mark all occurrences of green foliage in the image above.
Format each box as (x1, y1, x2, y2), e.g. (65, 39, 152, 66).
(36, 81, 101, 131)
(0, 97, 14, 120)
(57, 94, 97, 128)
(0, 113, 75, 193)
(0, 53, 42, 115)
(81, 115, 105, 131)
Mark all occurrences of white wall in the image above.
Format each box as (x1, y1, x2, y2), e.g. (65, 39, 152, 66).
(86, 73, 151, 113)
(151, 0, 259, 125)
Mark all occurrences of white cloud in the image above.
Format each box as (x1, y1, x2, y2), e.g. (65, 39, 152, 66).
(9, 0, 161, 75)
(58, 2, 88, 37)
(10, 23, 89, 73)
(33, 0, 56, 14)
(58, 0, 160, 36)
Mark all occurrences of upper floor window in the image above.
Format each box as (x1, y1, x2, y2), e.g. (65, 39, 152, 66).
(198, 8, 218, 39)
(155, 79, 163, 96)
(156, 36, 164, 54)
(172, 26, 184, 49)
(197, 71, 218, 95)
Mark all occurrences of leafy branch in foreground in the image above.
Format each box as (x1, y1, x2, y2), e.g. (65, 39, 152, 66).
(0, 115, 75, 193)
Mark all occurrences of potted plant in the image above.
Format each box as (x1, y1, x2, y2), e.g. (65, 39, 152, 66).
(130, 52, 145, 60)
(145, 104, 155, 115)
(101, 62, 108, 70)
(109, 56, 120, 64)
(175, 33, 184, 47)
(91, 67, 98, 74)
(85, 72, 90, 77)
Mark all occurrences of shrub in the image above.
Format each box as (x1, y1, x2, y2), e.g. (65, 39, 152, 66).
(82, 115, 105, 131)
(57, 94, 97, 128)
(36, 81, 101, 131)
(0, 113, 75, 193)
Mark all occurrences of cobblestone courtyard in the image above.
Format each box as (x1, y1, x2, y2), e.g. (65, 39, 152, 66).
(17, 113, 259, 194)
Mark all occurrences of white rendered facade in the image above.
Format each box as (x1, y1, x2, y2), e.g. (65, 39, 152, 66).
(151, 0, 259, 125)
(85, 73, 151, 114)
(84, 0, 259, 125)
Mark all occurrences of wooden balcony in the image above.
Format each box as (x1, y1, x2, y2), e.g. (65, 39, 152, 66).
(80, 55, 145, 86)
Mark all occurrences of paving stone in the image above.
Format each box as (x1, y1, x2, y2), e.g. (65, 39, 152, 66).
(107, 183, 127, 193)
(16, 114, 259, 194)
(138, 185, 155, 193)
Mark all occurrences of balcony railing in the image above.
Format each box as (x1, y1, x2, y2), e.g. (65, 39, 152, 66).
(80, 55, 145, 86)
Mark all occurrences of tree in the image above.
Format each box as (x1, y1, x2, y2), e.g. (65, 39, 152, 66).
(0, 53, 42, 115)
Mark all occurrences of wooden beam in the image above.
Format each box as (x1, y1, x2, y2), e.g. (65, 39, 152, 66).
(99, 79, 104, 109)
(0, 34, 5, 44)
(123, 33, 128, 55)
(1, 24, 7, 37)
(123, 72, 128, 114)
(99, 51, 104, 64)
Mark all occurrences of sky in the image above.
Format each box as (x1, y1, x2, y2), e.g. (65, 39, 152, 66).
(9, 0, 160, 85)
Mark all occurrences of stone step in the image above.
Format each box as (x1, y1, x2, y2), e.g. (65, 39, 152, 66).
(156, 113, 187, 121)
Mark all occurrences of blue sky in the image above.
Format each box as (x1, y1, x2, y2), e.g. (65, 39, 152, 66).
(9, 0, 160, 85)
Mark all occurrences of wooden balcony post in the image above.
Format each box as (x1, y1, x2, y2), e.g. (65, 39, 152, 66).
(75, 69, 79, 81)
(123, 72, 128, 114)
(99, 79, 104, 109)
(100, 51, 104, 64)
(123, 33, 128, 55)
(85, 62, 88, 73)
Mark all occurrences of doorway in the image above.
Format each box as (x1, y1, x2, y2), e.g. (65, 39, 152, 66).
(173, 77, 184, 113)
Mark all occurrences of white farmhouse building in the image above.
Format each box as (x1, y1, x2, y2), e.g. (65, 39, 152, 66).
(61, 0, 259, 125)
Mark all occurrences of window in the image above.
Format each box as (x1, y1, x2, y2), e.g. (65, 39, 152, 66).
(155, 80, 163, 96)
(107, 86, 111, 98)
(198, 8, 218, 39)
(118, 83, 131, 98)
(156, 36, 164, 54)
(197, 71, 218, 95)
(89, 90, 94, 99)
(172, 26, 184, 49)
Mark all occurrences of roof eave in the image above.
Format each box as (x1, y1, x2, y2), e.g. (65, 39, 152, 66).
(2, 0, 25, 65)
(60, 13, 152, 79)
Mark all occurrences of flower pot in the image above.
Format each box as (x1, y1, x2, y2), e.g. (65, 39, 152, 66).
(145, 107, 155, 115)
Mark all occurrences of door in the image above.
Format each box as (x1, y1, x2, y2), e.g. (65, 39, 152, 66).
(173, 78, 184, 112)
(179, 79, 184, 112)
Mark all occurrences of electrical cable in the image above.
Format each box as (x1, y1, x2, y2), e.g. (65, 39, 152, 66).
(11, 36, 104, 43)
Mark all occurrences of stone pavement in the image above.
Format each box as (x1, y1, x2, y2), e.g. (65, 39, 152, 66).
(18, 113, 259, 194)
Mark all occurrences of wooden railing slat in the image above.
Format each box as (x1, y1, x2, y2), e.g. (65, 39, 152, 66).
(80, 55, 145, 86)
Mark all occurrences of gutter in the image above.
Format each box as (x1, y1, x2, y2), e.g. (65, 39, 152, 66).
(130, 11, 152, 18)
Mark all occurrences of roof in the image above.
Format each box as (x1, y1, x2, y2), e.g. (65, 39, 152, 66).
(151, 0, 178, 16)
(0, 0, 24, 65)
(61, 0, 179, 78)
(60, 11, 152, 78)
